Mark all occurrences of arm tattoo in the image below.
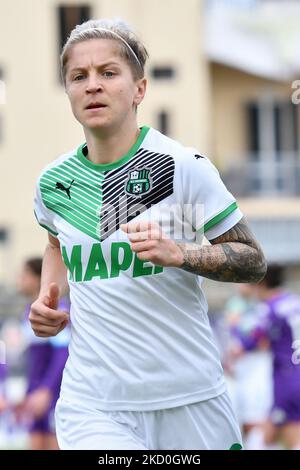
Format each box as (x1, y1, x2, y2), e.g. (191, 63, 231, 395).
(177, 218, 267, 283)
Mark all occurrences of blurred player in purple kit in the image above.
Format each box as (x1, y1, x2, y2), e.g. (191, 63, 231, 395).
(224, 284, 272, 449)
(15, 258, 70, 450)
(236, 265, 300, 449)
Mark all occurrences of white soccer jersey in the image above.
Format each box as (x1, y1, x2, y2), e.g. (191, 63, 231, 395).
(34, 126, 243, 411)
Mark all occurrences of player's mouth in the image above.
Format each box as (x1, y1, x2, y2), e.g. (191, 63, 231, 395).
(85, 103, 107, 110)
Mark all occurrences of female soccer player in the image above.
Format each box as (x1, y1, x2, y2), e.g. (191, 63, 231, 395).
(29, 18, 266, 450)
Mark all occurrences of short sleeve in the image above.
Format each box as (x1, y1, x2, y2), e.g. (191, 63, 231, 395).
(181, 151, 243, 240)
(34, 177, 58, 237)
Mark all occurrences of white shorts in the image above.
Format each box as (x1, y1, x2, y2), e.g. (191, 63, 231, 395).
(55, 391, 242, 450)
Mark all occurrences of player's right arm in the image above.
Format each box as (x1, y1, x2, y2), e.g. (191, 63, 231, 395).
(29, 233, 69, 337)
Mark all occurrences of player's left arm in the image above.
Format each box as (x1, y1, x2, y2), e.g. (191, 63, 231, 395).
(122, 217, 267, 283)
(178, 217, 267, 283)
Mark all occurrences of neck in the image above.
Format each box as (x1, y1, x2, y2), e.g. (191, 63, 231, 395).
(259, 287, 283, 301)
(84, 121, 140, 165)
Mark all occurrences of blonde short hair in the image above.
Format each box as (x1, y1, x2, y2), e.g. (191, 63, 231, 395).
(61, 18, 149, 83)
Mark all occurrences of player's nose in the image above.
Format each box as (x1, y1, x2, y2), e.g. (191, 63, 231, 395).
(86, 72, 103, 93)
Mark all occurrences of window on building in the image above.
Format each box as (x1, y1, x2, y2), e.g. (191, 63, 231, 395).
(157, 111, 170, 136)
(0, 228, 8, 243)
(58, 5, 91, 52)
(57, 4, 91, 81)
(246, 98, 300, 194)
(247, 103, 259, 155)
(151, 66, 176, 80)
(247, 100, 299, 156)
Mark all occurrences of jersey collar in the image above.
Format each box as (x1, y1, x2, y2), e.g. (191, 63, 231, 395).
(76, 126, 150, 172)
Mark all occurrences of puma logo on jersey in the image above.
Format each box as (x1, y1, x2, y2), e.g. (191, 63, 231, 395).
(194, 154, 205, 160)
(55, 180, 75, 199)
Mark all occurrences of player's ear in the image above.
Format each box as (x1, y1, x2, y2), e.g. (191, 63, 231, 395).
(133, 77, 147, 106)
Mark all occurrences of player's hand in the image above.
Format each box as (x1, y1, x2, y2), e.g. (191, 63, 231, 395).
(121, 221, 184, 267)
(29, 283, 69, 337)
(24, 388, 53, 420)
(13, 399, 27, 421)
(14, 388, 52, 421)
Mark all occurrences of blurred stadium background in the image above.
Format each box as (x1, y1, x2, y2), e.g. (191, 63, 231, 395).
(0, 0, 300, 449)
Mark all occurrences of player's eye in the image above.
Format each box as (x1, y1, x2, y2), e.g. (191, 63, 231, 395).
(73, 74, 85, 81)
(103, 71, 115, 78)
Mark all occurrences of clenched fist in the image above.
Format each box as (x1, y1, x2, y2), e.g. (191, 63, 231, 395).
(121, 221, 184, 267)
(29, 283, 69, 337)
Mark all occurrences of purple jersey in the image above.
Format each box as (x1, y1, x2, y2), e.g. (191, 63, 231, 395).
(0, 364, 7, 394)
(254, 292, 300, 424)
(23, 298, 70, 432)
(257, 292, 300, 378)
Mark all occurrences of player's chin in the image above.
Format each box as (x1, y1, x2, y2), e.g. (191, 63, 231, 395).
(83, 117, 112, 130)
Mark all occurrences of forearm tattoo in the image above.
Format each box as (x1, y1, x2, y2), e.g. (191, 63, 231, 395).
(177, 218, 267, 283)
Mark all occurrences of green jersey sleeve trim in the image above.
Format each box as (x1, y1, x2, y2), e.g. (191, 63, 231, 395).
(76, 126, 150, 172)
(34, 210, 58, 237)
(203, 202, 238, 233)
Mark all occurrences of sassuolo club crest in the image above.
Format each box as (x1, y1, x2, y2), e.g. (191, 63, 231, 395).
(125, 168, 152, 197)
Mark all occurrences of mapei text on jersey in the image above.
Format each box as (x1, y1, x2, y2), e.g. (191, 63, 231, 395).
(61, 242, 164, 282)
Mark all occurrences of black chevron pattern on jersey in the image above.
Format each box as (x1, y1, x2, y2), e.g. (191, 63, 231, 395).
(99, 149, 175, 241)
